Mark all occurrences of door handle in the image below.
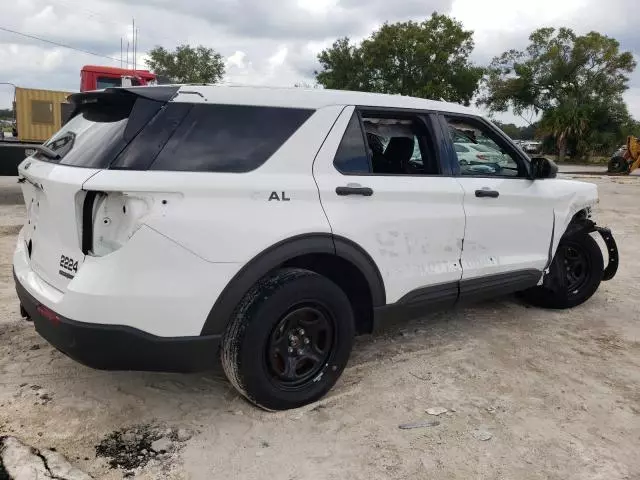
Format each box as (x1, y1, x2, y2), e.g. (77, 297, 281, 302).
(336, 186, 374, 197)
(475, 189, 499, 198)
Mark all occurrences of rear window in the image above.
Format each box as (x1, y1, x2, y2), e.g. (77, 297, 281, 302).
(38, 93, 162, 168)
(38, 101, 130, 168)
(148, 104, 313, 173)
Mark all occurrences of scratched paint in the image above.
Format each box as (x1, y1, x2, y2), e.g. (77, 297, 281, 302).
(383, 260, 462, 280)
(376, 230, 461, 258)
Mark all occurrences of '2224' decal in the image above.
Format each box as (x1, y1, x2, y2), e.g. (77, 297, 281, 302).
(59, 255, 78, 273)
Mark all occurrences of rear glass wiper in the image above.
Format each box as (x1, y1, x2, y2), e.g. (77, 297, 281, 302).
(34, 145, 62, 160)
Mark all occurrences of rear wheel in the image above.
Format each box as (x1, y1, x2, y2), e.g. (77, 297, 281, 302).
(221, 268, 355, 410)
(522, 232, 604, 309)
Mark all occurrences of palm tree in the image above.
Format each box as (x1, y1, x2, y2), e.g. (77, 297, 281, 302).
(539, 100, 589, 161)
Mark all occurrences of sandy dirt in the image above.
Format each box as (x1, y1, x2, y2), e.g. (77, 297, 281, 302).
(1, 173, 639, 479)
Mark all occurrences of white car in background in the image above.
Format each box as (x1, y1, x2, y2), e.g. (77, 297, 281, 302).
(454, 141, 509, 173)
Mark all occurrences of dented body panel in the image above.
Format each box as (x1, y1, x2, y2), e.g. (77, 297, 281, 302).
(546, 179, 599, 260)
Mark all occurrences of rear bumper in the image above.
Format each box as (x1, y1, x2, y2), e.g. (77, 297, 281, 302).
(15, 271, 220, 372)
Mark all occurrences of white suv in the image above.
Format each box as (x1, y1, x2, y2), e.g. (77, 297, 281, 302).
(14, 85, 618, 410)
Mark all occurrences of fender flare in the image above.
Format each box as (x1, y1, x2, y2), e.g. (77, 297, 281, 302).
(556, 215, 619, 282)
(200, 233, 386, 335)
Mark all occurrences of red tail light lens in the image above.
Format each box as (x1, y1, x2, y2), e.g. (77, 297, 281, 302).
(476, 154, 487, 160)
(37, 305, 60, 325)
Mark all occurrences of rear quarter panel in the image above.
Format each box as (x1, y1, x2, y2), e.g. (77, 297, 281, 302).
(82, 105, 344, 263)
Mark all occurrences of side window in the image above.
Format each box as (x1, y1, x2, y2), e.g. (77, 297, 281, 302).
(360, 112, 439, 175)
(96, 77, 122, 89)
(444, 116, 522, 177)
(150, 104, 313, 173)
(111, 102, 192, 170)
(333, 112, 370, 174)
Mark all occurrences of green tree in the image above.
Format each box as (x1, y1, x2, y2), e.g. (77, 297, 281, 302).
(0, 108, 12, 120)
(480, 27, 636, 160)
(146, 44, 225, 83)
(493, 122, 521, 139)
(315, 13, 484, 105)
(493, 121, 538, 140)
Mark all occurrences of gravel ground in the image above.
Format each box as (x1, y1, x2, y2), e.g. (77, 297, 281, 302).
(0, 173, 639, 479)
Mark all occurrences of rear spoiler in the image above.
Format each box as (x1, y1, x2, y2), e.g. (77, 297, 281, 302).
(67, 86, 180, 105)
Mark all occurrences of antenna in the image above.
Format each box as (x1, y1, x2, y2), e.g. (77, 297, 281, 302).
(132, 18, 135, 71)
(120, 38, 123, 68)
(126, 41, 129, 70)
(135, 27, 139, 70)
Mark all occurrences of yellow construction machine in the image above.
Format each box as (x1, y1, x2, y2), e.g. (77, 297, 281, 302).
(608, 136, 640, 174)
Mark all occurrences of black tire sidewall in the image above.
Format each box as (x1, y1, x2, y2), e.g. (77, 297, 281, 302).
(608, 156, 627, 173)
(524, 232, 604, 309)
(234, 270, 354, 410)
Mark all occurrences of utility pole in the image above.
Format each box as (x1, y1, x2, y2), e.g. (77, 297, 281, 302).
(132, 18, 136, 71)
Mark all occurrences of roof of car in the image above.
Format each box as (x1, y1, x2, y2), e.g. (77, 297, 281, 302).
(169, 84, 476, 115)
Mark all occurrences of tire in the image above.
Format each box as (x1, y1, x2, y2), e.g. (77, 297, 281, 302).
(608, 155, 628, 173)
(221, 268, 355, 411)
(521, 232, 604, 309)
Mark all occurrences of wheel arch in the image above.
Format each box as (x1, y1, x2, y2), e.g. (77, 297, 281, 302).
(200, 233, 386, 336)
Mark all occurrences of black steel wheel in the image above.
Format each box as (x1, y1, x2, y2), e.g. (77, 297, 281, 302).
(267, 304, 335, 389)
(521, 232, 604, 309)
(561, 244, 591, 295)
(221, 268, 354, 410)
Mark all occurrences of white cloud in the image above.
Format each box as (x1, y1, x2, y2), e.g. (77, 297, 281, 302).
(296, 0, 339, 15)
(0, 0, 638, 124)
(225, 51, 246, 69)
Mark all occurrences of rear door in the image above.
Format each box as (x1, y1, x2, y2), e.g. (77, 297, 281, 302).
(18, 89, 172, 291)
(313, 106, 466, 306)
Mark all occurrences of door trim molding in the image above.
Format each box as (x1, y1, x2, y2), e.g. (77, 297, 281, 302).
(373, 281, 459, 331)
(458, 269, 542, 305)
(372, 269, 542, 331)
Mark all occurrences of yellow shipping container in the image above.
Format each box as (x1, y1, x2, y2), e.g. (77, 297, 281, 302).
(14, 87, 74, 143)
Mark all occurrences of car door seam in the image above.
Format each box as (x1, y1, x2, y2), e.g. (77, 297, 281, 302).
(311, 105, 348, 242)
(544, 210, 556, 273)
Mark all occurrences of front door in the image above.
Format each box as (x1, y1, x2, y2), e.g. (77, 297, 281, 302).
(313, 106, 466, 306)
(441, 114, 555, 298)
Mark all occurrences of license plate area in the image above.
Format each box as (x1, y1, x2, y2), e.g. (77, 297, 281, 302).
(58, 253, 80, 279)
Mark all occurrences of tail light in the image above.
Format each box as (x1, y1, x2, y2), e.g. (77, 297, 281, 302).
(37, 304, 60, 325)
(476, 154, 487, 160)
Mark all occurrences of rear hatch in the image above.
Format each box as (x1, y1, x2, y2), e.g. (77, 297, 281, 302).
(18, 87, 178, 292)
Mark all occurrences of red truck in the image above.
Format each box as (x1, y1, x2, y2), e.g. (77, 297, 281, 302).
(80, 65, 158, 91)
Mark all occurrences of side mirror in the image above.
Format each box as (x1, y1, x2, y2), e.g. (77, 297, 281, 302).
(530, 157, 558, 179)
